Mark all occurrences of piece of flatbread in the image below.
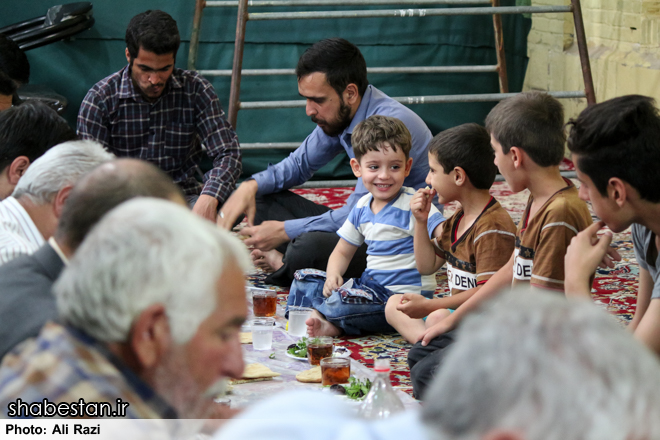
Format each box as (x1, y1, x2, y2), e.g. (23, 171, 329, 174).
(230, 377, 274, 385)
(239, 332, 252, 344)
(242, 363, 281, 379)
(296, 366, 322, 383)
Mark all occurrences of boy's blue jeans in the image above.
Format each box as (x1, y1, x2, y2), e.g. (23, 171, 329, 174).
(286, 269, 396, 336)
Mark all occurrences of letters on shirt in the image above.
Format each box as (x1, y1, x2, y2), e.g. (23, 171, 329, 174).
(513, 248, 533, 281)
(447, 264, 477, 292)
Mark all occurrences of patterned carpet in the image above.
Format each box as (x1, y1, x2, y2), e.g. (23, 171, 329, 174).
(245, 161, 638, 394)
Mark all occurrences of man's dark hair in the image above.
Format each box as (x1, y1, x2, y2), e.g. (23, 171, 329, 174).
(0, 101, 76, 173)
(485, 91, 565, 167)
(428, 123, 497, 190)
(0, 70, 17, 97)
(567, 95, 660, 203)
(0, 35, 30, 85)
(55, 159, 184, 250)
(125, 10, 180, 60)
(296, 38, 368, 98)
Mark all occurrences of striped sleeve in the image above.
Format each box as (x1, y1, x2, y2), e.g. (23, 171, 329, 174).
(531, 221, 583, 291)
(473, 227, 516, 285)
(336, 205, 365, 247)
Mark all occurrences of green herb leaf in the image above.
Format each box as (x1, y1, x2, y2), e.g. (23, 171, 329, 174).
(340, 377, 372, 400)
(287, 337, 308, 357)
(269, 353, 276, 359)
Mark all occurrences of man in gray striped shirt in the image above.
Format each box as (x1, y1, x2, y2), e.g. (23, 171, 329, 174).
(0, 141, 113, 265)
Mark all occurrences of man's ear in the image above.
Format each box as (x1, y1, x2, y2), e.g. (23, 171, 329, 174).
(52, 185, 73, 219)
(453, 166, 467, 186)
(404, 157, 413, 177)
(8, 156, 30, 186)
(343, 83, 360, 107)
(350, 158, 362, 178)
(608, 177, 628, 207)
(125, 48, 132, 65)
(509, 146, 523, 169)
(130, 304, 172, 370)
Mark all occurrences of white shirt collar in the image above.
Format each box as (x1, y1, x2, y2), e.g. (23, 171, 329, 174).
(48, 237, 69, 265)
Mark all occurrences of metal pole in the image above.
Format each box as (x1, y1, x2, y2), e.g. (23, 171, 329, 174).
(247, 6, 573, 20)
(188, 0, 206, 70)
(491, 0, 509, 93)
(199, 64, 499, 77)
(228, 0, 249, 128)
(571, 0, 596, 105)
(238, 90, 586, 109)
(207, 0, 490, 6)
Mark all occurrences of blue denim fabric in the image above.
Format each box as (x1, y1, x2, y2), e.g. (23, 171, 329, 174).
(287, 269, 396, 336)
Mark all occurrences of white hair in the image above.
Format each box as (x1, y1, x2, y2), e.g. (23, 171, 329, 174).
(422, 289, 660, 440)
(11, 140, 114, 204)
(54, 198, 252, 344)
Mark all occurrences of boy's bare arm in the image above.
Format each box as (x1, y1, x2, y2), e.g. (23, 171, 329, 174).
(419, 251, 514, 346)
(397, 285, 481, 319)
(411, 187, 445, 274)
(630, 268, 654, 331)
(635, 298, 660, 355)
(323, 238, 358, 297)
(414, 219, 445, 275)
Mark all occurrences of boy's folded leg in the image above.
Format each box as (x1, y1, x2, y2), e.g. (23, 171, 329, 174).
(408, 330, 457, 400)
(314, 278, 397, 336)
(286, 269, 328, 317)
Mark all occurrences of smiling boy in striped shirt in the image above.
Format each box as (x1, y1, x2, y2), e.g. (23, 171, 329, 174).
(286, 115, 444, 337)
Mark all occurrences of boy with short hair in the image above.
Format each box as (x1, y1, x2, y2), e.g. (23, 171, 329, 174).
(563, 95, 660, 353)
(408, 92, 593, 398)
(384, 123, 516, 343)
(286, 115, 444, 337)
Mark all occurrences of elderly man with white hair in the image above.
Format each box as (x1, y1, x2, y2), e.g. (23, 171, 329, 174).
(0, 198, 251, 419)
(214, 290, 660, 440)
(0, 139, 113, 265)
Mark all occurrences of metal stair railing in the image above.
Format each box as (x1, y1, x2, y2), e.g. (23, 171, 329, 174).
(188, 0, 594, 188)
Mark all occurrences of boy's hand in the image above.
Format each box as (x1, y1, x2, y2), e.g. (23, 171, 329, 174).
(396, 293, 431, 319)
(410, 187, 436, 223)
(323, 274, 343, 298)
(420, 319, 452, 346)
(564, 221, 622, 297)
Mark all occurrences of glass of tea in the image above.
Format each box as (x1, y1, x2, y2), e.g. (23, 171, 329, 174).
(307, 337, 334, 366)
(320, 357, 350, 386)
(252, 288, 277, 317)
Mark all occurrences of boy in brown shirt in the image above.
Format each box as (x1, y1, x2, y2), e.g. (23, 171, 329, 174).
(408, 92, 592, 398)
(385, 123, 516, 343)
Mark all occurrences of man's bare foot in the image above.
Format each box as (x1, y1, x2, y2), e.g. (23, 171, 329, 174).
(306, 310, 342, 337)
(250, 249, 284, 273)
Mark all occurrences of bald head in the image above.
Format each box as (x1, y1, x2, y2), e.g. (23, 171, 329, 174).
(55, 159, 185, 251)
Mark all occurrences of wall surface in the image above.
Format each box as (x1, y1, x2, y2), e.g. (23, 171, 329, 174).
(1, 1, 531, 178)
(524, 0, 660, 124)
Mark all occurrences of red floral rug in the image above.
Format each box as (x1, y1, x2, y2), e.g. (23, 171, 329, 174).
(246, 169, 637, 394)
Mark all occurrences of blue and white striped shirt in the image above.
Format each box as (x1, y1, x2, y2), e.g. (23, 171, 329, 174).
(337, 187, 443, 296)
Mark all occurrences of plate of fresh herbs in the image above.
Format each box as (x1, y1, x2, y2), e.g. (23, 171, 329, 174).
(328, 377, 372, 400)
(286, 337, 310, 360)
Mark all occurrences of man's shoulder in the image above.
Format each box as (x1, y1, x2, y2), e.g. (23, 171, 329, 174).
(174, 68, 215, 93)
(88, 68, 125, 96)
(364, 86, 425, 123)
(0, 244, 62, 285)
(0, 323, 128, 413)
(632, 223, 651, 246)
